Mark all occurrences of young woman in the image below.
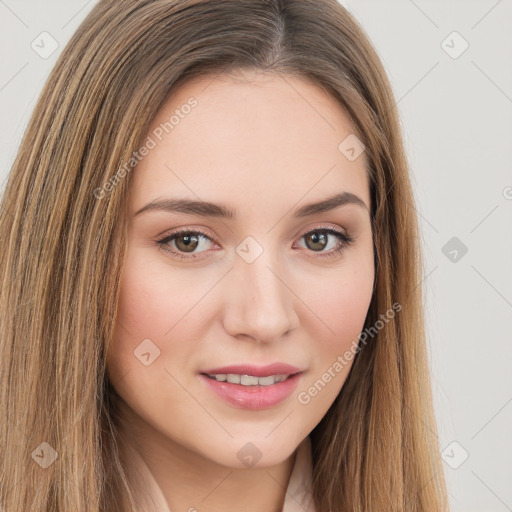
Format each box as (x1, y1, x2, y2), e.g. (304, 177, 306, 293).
(0, 1, 448, 511)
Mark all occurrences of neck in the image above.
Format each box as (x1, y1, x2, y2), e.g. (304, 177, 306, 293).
(114, 399, 297, 512)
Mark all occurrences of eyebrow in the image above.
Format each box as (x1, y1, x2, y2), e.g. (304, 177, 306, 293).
(134, 191, 369, 219)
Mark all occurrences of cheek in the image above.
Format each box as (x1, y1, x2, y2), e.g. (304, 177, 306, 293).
(111, 243, 222, 349)
(326, 273, 371, 322)
(300, 254, 374, 350)
(293, 251, 374, 403)
(106, 250, 209, 437)
(114, 252, 190, 336)
(107, 249, 200, 384)
(309, 275, 372, 380)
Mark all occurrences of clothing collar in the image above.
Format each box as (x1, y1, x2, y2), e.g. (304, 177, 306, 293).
(282, 435, 316, 512)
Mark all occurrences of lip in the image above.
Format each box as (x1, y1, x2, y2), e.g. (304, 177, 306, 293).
(199, 363, 303, 378)
(199, 371, 304, 410)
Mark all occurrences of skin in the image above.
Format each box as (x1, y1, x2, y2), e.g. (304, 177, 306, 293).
(107, 69, 375, 512)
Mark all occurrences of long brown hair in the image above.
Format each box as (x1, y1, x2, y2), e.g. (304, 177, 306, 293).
(0, 0, 448, 510)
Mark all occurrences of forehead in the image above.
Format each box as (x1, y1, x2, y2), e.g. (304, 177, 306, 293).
(129, 70, 370, 215)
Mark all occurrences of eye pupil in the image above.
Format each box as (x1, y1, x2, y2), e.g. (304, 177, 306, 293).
(175, 234, 199, 252)
(305, 231, 327, 251)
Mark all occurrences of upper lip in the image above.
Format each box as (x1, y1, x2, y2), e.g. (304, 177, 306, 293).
(200, 363, 303, 377)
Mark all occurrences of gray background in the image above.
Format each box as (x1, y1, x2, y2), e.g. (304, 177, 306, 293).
(1, 1, 511, 510)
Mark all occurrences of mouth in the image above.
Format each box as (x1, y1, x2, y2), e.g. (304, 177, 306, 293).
(201, 372, 299, 386)
(198, 363, 305, 410)
(200, 362, 303, 379)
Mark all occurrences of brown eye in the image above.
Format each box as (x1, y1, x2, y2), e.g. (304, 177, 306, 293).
(296, 227, 355, 259)
(304, 231, 329, 252)
(174, 233, 200, 253)
(156, 229, 215, 259)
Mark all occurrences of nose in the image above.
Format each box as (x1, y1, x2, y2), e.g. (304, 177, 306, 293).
(222, 248, 299, 343)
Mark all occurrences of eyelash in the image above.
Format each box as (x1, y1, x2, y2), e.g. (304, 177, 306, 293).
(156, 225, 355, 261)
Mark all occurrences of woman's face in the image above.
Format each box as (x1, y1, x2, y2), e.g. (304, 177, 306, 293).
(107, 70, 375, 468)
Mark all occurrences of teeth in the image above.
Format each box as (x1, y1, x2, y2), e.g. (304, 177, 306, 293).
(207, 373, 290, 386)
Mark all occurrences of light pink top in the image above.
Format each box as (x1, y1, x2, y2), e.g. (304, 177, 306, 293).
(124, 435, 316, 512)
(282, 435, 316, 512)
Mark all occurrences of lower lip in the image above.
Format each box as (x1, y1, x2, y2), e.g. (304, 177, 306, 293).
(199, 372, 303, 410)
